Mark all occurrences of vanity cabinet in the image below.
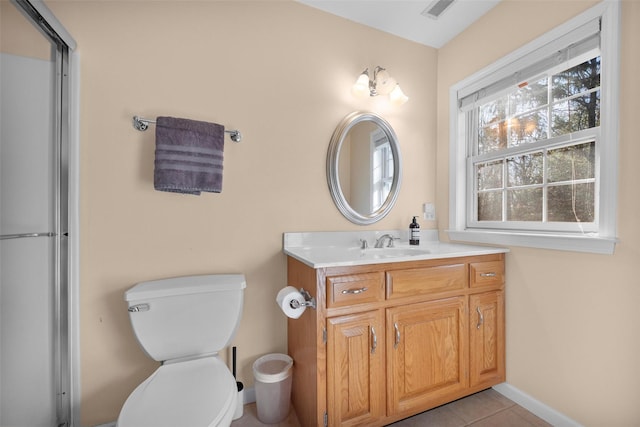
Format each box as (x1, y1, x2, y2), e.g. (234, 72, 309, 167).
(326, 310, 385, 426)
(469, 290, 505, 388)
(386, 296, 468, 417)
(286, 253, 505, 427)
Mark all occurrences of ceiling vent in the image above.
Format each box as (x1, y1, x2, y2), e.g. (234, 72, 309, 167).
(421, 0, 455, 19)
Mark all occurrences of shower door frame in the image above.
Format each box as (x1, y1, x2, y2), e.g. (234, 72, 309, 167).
(7, 1, 80, 426)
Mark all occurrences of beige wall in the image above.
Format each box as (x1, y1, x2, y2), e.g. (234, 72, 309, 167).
(46, 1, 437, 425)
(0, 0, 52, 59)
(40, 0, 640, 425)
(437, 1, 640, 426)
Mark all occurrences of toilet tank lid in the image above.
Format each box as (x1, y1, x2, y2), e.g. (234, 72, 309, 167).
(125, 274, 246, 302)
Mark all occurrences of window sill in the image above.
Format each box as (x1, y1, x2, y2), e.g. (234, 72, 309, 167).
(446, 229, 617, 255)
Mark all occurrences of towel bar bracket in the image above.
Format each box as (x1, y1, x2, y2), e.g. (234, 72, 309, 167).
(132, 115, 242, 142)
(133, 116, 150, 131)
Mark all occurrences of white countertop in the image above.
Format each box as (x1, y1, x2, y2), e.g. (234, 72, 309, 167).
(283, 230, 509, 268)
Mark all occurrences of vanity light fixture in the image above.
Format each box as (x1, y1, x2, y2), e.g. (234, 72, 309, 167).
(351, 66, 409, 106)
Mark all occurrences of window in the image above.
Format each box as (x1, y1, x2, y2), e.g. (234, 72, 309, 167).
(474, 56, 600, 231)
(371, 129, 393, 211)
(448, 2, 619, 254)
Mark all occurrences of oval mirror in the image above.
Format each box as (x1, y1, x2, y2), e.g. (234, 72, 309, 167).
(327, 111, 402, 225)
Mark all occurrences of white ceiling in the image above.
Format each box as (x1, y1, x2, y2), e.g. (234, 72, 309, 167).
(297, 0, 501, 48)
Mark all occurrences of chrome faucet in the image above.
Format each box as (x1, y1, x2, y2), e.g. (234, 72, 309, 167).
(374, 234, 398, 248)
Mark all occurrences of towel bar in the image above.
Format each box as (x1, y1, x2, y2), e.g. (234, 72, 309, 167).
(133, 116, 242, 142)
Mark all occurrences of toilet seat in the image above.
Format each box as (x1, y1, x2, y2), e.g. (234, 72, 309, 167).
(117, 356, 237, 427)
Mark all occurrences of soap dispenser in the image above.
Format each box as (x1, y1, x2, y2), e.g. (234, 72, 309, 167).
(409, 216, 420, 246)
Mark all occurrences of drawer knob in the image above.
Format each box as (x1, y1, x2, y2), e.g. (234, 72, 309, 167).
(341, 287, 369, 295)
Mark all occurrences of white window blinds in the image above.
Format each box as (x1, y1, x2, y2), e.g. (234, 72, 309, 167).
(458, 18, 601, 112)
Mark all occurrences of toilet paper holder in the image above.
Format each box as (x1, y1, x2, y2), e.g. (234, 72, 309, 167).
(289, 288, 316, 310)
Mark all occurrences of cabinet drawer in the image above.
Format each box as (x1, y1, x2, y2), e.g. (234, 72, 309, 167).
(470, 261, 504, 288)
(386, 264, 466, 299)
(327, 272, 385, 308)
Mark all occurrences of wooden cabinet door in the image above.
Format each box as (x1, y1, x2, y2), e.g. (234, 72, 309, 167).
(326, 310, 385, 427)
(469, 291, 505, 388)
(387, 297, 468, 416)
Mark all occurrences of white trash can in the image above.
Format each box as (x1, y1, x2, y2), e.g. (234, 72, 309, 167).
(252, 353, 293, 424)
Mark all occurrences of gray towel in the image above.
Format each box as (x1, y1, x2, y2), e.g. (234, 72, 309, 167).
(154, 116, 225, 195)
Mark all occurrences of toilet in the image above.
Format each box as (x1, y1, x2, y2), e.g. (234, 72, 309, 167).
(117, 274, 246, 427)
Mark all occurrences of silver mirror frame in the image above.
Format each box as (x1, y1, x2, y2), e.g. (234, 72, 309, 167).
(326, 111, 402, 225)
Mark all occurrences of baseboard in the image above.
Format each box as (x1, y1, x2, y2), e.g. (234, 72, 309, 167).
(492, 383, 583, 427)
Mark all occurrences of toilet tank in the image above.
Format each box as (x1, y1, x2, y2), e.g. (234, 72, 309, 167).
(125, 274, 246, 362)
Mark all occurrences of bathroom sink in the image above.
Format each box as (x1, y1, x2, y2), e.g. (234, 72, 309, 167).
(290, 245, 431, 265)
(362, 247, 431, 259)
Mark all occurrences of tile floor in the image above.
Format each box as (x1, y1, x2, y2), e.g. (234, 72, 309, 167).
(231, 389, 552, 427)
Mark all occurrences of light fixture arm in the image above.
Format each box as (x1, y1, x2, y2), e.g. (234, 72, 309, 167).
(370, 66, 387, 96)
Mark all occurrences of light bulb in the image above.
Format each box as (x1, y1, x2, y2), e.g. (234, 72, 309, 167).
(389, 84, 409, 106)
(375, 69, 397, 95)
(351, 72, 371, 98)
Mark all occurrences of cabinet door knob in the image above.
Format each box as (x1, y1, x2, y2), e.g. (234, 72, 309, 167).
(476, 306, 484, 329)
(394, 322, 401, 349)
(371, 326, 377, 354)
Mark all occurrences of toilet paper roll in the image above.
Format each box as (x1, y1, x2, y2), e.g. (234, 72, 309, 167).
(276, 286, 307, 319)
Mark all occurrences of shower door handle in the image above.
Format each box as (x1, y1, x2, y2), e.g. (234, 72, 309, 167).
(0, 232, 56, 240)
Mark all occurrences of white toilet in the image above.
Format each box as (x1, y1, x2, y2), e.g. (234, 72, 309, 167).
(117, 274, 246, 427)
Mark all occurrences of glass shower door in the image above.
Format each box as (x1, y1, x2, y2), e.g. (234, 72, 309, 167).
(0, 1, 69, 425)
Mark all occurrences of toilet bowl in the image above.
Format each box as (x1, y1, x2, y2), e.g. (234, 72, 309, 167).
(118, 357, 236, 427)
(117, 274, 246, 427)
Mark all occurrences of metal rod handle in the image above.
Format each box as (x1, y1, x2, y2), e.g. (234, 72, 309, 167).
(371, 326, 377, 354)
(341, 287, 368, 295)
(394, 322, 400, 349)
(476, 306, 484, 329)
(0, 232, 56, 240)
(480, 272, 497, 277)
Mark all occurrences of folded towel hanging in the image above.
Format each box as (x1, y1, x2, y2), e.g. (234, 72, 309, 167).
(133, 116, 241, 142)
(153, 116, 225, 195)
